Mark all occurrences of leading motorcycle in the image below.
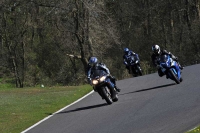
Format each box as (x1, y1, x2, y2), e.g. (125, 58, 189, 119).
(91, 70, 118, 105)
(159, 54, 182, 84)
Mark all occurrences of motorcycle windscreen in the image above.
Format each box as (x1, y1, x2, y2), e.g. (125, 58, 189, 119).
(160, 54, 169, 63)
(91, 70, 107, 79)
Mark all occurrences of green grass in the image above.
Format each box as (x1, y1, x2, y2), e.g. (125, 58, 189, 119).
(186, 126, 200, 133)
(0, 84, 92, 133)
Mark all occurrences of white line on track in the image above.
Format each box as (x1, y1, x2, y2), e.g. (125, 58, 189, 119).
(21, 90, 94, 133)
(188, 126, 198, 132)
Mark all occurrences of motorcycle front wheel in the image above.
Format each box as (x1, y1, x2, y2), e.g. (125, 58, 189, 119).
(102, 87, 113, 105)
(136, 65, 142, 76)
(169, 69, 180, 84)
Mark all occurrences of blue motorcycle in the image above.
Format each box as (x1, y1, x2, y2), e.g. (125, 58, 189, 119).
(159, 54, 182, 84)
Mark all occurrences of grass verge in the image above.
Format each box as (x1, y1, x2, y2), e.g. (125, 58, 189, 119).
(0, 85, 92, 133)
(186, 126, 200, 133)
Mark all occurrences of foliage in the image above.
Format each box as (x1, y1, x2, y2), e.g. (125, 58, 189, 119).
(0, 0, 200, 87)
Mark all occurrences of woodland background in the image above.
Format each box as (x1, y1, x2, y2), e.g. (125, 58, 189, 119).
(0, 0, 200, 87)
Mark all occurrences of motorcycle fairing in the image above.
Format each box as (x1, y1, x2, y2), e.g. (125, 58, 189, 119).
(160, 55, 181, 80)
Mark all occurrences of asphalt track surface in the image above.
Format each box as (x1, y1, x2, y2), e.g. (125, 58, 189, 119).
(24, 64, 200, 133)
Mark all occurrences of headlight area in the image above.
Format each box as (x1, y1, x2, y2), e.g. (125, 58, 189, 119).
(100, 76, 106, 82)
(92, 76, 106, 85)
(92, 80, 98, 85)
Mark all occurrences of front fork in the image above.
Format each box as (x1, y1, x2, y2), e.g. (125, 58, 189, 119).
(105, 78, 116, 97)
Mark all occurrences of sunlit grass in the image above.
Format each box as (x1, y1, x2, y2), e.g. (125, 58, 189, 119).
(0, 85, 92, 133)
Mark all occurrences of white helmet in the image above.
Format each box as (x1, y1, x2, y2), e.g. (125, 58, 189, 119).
(152, 45, 161, 55)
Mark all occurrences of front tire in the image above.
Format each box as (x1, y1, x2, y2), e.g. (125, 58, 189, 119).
(169, 69, 180, 84)
(137, 65, 142, 76)
(131, 66, 137, 77)
(102, 87, 113, 105)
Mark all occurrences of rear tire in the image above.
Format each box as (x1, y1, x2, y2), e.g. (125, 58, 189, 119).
(169, 69, 180, 84)
(112, 93, 118, 102)
(102, 87, 113, 105)
(180, 77, 183, 82)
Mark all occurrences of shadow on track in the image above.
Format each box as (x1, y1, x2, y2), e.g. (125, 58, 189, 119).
(119, 83, 176, 96)
(46, 103, 108, 115)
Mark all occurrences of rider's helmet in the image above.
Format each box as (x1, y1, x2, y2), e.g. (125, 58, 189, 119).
(89, 57, 98, 67)
(152, 45, 161, 55)
(124, 48, 129, 55)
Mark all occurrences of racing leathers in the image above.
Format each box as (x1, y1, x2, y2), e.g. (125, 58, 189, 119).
(151, 49, 183, 77)
(123, 51, 140, 74)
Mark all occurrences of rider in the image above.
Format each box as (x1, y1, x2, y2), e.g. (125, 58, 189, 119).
(123, 48, 140, 74)
(87, 57, 121, 92)
(151, 44, 183, 77)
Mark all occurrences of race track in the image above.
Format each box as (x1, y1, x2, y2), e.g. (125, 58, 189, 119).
(24, 64, 200, 133)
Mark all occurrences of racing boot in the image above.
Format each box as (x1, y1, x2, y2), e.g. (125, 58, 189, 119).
(115, 86, 121, 92)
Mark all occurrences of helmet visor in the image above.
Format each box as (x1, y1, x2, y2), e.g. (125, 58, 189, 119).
(153, 48, 160, 54)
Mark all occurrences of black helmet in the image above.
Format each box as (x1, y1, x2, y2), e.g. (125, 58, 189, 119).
(152, 45, 161, 55)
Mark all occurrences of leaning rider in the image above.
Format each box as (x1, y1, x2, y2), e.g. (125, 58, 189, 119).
(87, 57, 120, 92)
(151, 44, 183, 77)
(123, 47, 140, 74)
